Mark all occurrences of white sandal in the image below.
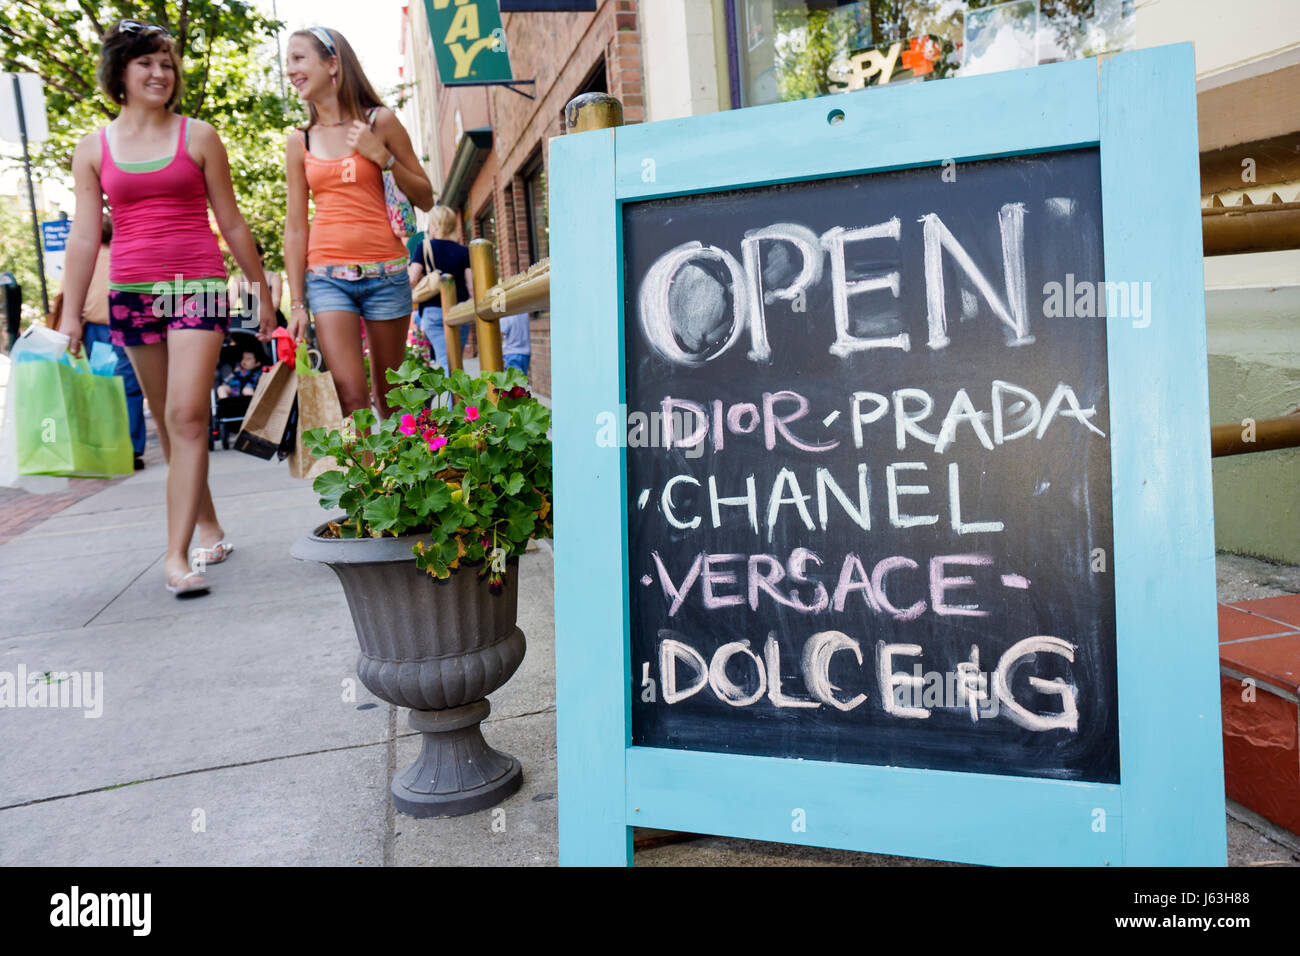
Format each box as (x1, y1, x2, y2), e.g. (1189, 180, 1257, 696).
(166, 570, 210, 596)
(192, 540, 234, 565)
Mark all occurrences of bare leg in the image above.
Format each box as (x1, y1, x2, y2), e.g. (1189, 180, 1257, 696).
(126, 332, 225, 581)
(364, 314, 412, 419)
(124, 342, 225, 555)
(313, 310, 370, 418)
(161, 330, 225, 577)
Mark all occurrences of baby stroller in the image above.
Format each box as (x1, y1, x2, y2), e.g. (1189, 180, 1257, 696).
(209, 330, 273, 450)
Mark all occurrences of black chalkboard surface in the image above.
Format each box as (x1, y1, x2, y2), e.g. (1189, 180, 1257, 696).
(623, 148, 1118, 783)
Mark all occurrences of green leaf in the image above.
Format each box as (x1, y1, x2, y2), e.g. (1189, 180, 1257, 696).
(391, 385, 431, 410)
(390, 358, 424, 383)
(518, 403, 549, 436)
(313, 469, 349, 510)
(338, 489, 363, 516)
(508, 512, 537, 539)
(362, 495, 402, 532)
(414, 481, 451, 514)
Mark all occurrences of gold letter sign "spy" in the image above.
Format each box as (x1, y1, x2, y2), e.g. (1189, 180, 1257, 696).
(426, 0, 513, 84)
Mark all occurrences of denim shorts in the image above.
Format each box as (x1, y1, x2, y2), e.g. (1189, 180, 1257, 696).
(306, 271, 413, 321)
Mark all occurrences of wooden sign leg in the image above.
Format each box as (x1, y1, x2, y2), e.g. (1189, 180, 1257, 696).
(552, 125, 633, 865)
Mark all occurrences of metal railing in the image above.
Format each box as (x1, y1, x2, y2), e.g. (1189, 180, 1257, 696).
(432, 93, 623, 374)
(1211, 415, 1300, 458)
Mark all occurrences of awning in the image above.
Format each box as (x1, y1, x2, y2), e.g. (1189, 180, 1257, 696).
(441, 127, 493, 213)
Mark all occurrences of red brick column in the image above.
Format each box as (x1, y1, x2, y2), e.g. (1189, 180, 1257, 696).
(610, 0, 645, 124)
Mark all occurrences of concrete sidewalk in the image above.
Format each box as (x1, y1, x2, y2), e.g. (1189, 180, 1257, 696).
(0, 446, 1296, 866)
(0, 447, 560, 865)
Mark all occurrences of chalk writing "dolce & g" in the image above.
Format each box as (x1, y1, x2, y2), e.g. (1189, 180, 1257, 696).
(655, 631, 1078, 732)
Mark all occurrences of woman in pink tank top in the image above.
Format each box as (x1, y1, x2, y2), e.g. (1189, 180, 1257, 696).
(59, 20, 274, 597)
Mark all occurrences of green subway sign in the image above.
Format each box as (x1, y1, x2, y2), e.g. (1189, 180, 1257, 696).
(425, 0, 513, 85)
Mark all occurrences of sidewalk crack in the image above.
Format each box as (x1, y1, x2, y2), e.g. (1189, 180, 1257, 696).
(383, 704, 397, 867)
(83, 551, 163, 627)
(484, 705, 556, 723)
(0, 737, 390, 811)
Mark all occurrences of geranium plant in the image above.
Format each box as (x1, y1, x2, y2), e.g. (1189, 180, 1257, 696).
(302, 357, 552, 589)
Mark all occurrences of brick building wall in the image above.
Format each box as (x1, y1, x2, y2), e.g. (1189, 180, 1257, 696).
(529, 317, 551, 398)
(416, 0, 646, 398)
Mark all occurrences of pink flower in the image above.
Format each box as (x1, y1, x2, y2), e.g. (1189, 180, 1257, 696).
(464, 406, 480, 422)
(398, 414, 417, 436)
(428, 435, 448, 452)
(421, 427, 437, 443)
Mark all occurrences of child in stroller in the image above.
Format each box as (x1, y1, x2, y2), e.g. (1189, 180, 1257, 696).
(218, 350, 263, 399)
(209, 330, 273, 450)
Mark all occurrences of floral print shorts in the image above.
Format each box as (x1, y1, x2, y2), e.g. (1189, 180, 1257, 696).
(108, 286, 230, 348)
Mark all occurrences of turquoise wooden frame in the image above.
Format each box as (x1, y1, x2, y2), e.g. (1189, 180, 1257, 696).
(550, 44, 1225, 867)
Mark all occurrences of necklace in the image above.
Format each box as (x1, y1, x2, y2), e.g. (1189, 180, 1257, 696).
(315, 117, 352, 128)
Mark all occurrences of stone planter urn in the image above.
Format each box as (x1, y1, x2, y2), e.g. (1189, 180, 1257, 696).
(292, 520, 526, 817)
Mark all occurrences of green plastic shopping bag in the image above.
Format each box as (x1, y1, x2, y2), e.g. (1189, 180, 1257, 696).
(13, 351, 133, 478)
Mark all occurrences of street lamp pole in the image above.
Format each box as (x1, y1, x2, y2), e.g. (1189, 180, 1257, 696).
(272, 0, 286, 103)
(12, 73, 49, 318)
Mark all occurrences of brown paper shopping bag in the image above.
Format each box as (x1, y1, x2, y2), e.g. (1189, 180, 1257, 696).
(288, 369, 345, 480)
(233, 361, 297, 460)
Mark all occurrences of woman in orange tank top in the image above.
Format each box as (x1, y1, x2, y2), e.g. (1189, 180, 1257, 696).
(284, 27, 434, 421)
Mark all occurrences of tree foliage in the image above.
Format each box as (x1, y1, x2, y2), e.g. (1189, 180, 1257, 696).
(0, 1, 304, 268)
(0, 197, 46, 327)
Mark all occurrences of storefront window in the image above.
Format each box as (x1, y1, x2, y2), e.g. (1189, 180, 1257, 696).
(476, 202, 499, 275)
(523, 153, 549, 265)
(736, 0, 1135, 108)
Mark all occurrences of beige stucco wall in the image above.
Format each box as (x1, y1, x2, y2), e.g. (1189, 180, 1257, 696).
(1134, 0, 1300, 78)
(1205, 280, 1300, 563)
(641, 0, 725, 122)
(1136, 2, 1300, 563)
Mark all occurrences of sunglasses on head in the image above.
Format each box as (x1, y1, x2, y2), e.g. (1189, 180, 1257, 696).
(117, 19, 172, 38)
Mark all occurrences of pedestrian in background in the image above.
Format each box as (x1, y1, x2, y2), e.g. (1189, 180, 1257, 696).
(283, 26, 434, 420)
(59, 19, 274, 596)
(407, 205, 471, 372)
(0, 273, 20, 352)
(228, 241, 286, 331)
(499, 313, 531, 378)
(62, 214, 148, 469)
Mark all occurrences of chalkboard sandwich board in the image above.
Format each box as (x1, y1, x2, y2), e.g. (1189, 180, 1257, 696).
(552, 44, 1224, 867)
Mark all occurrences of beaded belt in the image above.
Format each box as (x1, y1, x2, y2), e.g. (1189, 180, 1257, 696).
(308, 257, 408, 281)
